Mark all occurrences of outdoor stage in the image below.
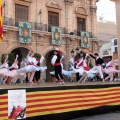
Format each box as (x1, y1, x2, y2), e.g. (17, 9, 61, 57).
(0, 82, 120, 120)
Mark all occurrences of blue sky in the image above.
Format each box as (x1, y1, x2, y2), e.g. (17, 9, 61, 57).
(97, 0, 116, 22)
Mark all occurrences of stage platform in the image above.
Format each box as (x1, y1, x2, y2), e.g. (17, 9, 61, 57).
(0, 82, 120, 120)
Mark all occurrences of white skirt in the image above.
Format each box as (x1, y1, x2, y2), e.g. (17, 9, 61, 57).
(16, 65, 47, 73)
(0, 68, 9, 74)
(62, 70, 74, 77)
(73, 67, 84, 76)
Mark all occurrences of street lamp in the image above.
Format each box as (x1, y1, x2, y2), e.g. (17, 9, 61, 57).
(39, 9, 42, 24)
(3, 0, 6, 22)
(71, 50, 74, 57)
(75, 47, 79, 54)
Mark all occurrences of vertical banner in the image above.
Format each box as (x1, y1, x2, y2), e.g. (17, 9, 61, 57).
(19, 21, 32, 44)
(0, 0, 3, 42)
(81, 31, 90, 48)
(51, 26, 62, 45)
(8, 89, 26, 119)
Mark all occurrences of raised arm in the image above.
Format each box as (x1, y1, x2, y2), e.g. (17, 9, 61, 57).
(40, 56, 45, 63)
(27, 51, 31, 58)
(51, 55, 57, 65)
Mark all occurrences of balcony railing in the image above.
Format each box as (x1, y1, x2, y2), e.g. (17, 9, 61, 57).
(48, 25, 65, 34)
(3, 18, 92, 37)
(74, 30, 92, 38)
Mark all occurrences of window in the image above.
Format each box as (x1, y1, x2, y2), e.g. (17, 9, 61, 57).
(115, 46, 118, 53)
(48, 11, 59, 26)
(114, 39, 117, 46)
(77, 17, 86, 36)
(15, 4, 28, 26)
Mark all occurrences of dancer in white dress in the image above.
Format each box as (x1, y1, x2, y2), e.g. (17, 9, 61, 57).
(16, 51, 47, 86)
(2, 55, 26, 84)
(0, 55, 9, 83)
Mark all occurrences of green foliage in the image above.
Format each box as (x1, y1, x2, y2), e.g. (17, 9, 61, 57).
(33, 53, 41, 58)
(0, 53, 15, 66)
(1, 54, 6, 64)
(8, 53, 15, 66)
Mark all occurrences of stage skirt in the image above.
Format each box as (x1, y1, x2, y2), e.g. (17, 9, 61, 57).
(0, 68, 9, 74)
(16, 65, 47, 74)
(2, 70, 26, 78)
(73, 67, 84, 76)
(62, 70, 74, 77)
(88, 73, 95, 79)
(104, 67, 120, 74)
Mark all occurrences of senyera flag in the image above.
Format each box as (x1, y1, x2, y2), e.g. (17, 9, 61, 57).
(0, 0, 3, 42)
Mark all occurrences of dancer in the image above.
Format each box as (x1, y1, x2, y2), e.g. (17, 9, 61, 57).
(104, 59, 120, 81)
(51, 48, 64, 84)
(0, 55, 9, 83)
(78, 53, 98, 83)
(34, 56, 45, 83)
(2, 55, 26, 84)
(89, 51, 105, 83)
(16, 51, 47, 86)
(72, 51, 85, 81)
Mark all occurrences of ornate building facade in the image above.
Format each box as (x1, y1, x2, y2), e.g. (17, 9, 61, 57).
(1, 0, 98, 81)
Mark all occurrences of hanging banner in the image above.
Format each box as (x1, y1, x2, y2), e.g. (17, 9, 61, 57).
(51, 26, 62, 45)
(19, 21, 32, 44)
(8, 89, 26, 120)
(0, 0, 3, 42)
(81, 31, 90, 48)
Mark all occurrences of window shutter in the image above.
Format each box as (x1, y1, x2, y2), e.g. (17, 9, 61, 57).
(15, 4, 28, 26)
(77, 18, 86, 31)
(48, 12, 59, 26)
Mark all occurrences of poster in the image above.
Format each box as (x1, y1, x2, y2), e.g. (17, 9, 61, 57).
(8, 89, 26, 120)
(19, 21, 32, 44)
(81, 31, 90, 48)
(51, 26, 62, 45)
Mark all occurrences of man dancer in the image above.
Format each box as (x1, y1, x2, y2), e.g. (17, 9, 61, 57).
(89, 51, 105, 83)
(51, 48, 64, 84)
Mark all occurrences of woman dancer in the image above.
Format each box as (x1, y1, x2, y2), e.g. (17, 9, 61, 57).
(104, 59, 120, 81)
(72, 51, 85, 81)
(0, 55, 9, 83)
(78, 53, 98, 84)
(16, 51, 47, 86)
(2, 55, 26, 84)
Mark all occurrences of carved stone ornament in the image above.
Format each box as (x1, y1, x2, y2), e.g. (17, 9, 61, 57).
(46, 0, 62, 9)
(75, 6, 88, 16)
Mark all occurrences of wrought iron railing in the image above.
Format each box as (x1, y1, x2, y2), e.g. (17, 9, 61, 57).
(74, 29, 92, 38)
(3, 17, 92, 37)
(47, 25, 66, 34)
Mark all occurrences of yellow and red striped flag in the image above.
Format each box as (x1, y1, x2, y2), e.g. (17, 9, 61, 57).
(0, 0, 3, 42)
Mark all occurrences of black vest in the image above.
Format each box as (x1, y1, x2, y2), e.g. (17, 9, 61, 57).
(55, 54, 61, 63)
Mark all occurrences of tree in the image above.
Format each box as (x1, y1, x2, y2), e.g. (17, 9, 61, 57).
(0, 53, 15, 66)
(33, 53, 41, 58)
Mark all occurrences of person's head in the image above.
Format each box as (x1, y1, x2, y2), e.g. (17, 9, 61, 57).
(80, 52, 83, 57)
(5, 60, 9, 63)
(94, 53, 99, 58)
(54, 50, 57, 55)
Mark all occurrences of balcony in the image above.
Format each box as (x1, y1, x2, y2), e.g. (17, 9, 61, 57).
(3, 18, 66, 34)
(74, 29, 92, 38)
(48, 25, 65, 34)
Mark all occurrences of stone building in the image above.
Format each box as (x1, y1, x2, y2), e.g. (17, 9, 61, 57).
(1, 0, 98, 81)
(111, 0, 120, 70)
